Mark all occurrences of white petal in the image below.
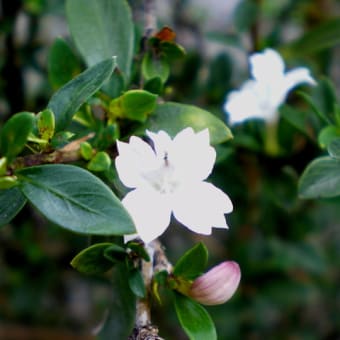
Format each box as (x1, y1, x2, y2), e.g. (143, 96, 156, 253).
(146, 130, 172, 159)
(225, 81, 267, 124)
(283, 67, 316, 93)
(171, 128, 216, 182)
(250, 48, 285, 83)
(115, 137, 156, 188)
(122, 188, 172, 243)
(173, 182, 233, 235)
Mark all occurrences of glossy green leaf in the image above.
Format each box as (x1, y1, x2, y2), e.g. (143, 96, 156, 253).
(16, 164, 135, 235)
(318, 125, 340, 149)
(47, 58, 116, 131)
(110, 90, 158, 122)
(142, 52, 170, 83)
(80, 142, 94, 160)
(173, 242, 208, 280)
(161, 41, 186, 60)
(0, 187, 26, 226)
(48, 37, 81, 89)
(70, 243, 115, 274)
(174, 293, 217, 340)
(299, 156, 340, 198)
(128, 268, 146, 298)
(66, 0, 134, 80)
(328, 138, 340, 159)
(0, 176, 19, 190)
(37, 109, 55, 141)
(98, 264, 136, 339)
(0, 112, 35, 161)
(142, 102, 232, 145)
(87, 151, 112, 172)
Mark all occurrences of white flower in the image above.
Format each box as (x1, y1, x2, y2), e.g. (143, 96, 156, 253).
(224, 48, 316, 124)
(115, 128, 233, 244)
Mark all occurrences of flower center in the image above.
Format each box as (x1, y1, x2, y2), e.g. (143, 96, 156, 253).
(142, 152, 179, 194)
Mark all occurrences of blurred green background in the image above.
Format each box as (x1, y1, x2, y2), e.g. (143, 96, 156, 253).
(1, 0, 340, 339)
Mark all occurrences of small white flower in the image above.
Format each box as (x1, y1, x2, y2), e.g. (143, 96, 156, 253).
(115, 128, 233, 244)
(224, 48, 316, 124)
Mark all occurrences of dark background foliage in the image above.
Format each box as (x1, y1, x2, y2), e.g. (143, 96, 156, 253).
(1, 0, 340, 338)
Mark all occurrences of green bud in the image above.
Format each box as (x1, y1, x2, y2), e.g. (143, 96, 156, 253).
(80, 142, 94, 160)
(37, 109, 55, 141)
(87, 151, 111, 172)
(0, 176, 18, 190)
(0, 157, 7, 176)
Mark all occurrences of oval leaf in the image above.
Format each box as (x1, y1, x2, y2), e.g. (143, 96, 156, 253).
(0, 112, 35, 160)
(48, 58, 116, 131)
(142, 102, 232, 145)
(71, 243, 115, 274)
(173, 242, 208, 280)
(48, 37, 81, 89)
(0, 187, 26, 227)
(174, 293, 217, 340)
(66, 0, 134, 80)
(16, 164, 135, 235)
(328, 138, 340, 159)
(299, 156, 340, 198)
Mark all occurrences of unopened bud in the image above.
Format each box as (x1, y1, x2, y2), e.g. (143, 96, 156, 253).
(189, 261, 241, 306)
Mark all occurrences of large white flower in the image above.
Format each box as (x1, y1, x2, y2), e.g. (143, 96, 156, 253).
(224, 48, 316, 124)
(115, 128, 233, 243)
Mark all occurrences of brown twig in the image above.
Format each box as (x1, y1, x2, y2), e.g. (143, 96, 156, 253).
(129, 240, 171, 340)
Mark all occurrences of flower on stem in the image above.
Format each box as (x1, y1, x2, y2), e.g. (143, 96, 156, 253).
(115, 128, 233, 244)
(189, 261, 241, 305)
(224, 48, 316, 125)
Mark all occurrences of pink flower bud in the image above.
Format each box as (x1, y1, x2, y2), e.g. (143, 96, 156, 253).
(189, 261, 241, 305)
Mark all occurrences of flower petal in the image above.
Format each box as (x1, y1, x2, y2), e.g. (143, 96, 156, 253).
(173, 182, 233, 235)
(225, 80, 271, 124)
(250, 48, 285, 83)
(146, 130, 172, 159)
(283, 67, 316, 93)
(122, 188, 171, 244)
(171, 128, 216, 182)
(115, 137, 157, 188)
(190, 261, 241, 305)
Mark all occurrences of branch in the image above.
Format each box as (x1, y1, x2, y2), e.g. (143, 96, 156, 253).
(129, 240, 172, 340)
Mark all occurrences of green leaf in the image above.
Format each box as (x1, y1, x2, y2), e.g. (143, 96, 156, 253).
(318, 125, 340, 149)
(286, 18, 340, 55)
(16, 164, 135, 235)
(0, 187, 26, 227)
(142, 52, 170, 83)
(0, 112, 35, 161)
(37, 109, 55, 141)
(299, 156, 340, 198)
(173, 242, 208, 280)
(97, 264, 136, 339)
(328, 138, 340, 159)
(87, 151, 112, 172)
(48, 37, 81, 89)
(109, 90, 158, 122)
(174, 293, 217, 340)
(128, 268, 146, 298)
(47, 58, 116, 131)
(233, 0, 258, 32)
(141, 102, 232, 145)
(66, 0, 134, 80)
(70, 243, 115, 274)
